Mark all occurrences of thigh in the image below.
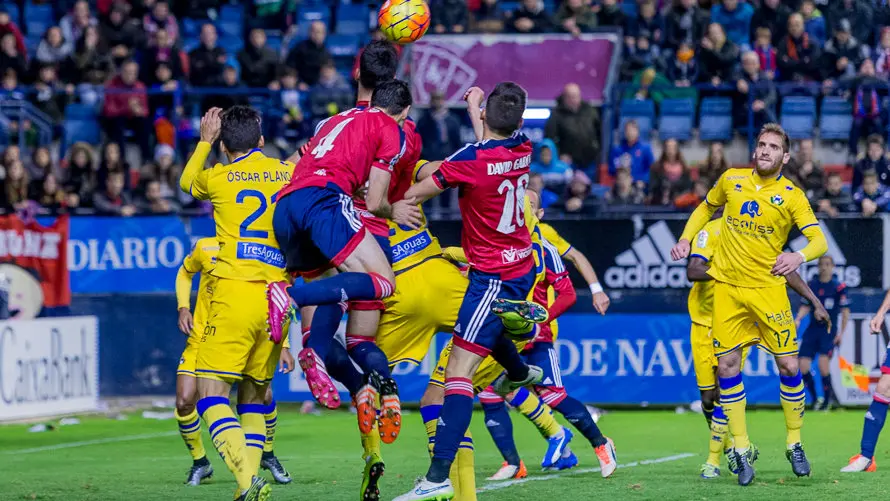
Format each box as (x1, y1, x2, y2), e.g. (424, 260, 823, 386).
(690, 322, 717, 391)
(749, 285, 798, 357)
(374, 234, 393, 266)
(303, 189, 367, 267)
(712, 282, 759, 358)
(242, 281, 286, 384)
(196, 279, 265, 382)
(454, 269, 534, 356)
(273, 193, 331, 275)
(377, 268, 437, 366)
(882, 341, 890, 375)
(177, 334, 200, 377)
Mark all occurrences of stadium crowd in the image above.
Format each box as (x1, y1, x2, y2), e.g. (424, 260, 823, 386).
(0, 0, 888, 218)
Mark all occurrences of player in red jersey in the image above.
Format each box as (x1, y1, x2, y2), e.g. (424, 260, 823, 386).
(394, 83, 544, 501)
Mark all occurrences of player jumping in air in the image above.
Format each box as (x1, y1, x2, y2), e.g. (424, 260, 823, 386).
(671, 123, 828, 486)
(179, 106, 295, 501)
(795, 255, 850, 410)
(174, 236, 294, 486)
(841, 289, 890, 472)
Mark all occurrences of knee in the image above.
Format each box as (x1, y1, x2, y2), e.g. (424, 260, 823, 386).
(776, 356, 799, 376)
(176, 398, 196, 416)
(263, 386, 274, 406)
(716, 354, 742, 378)
(420, 386, 444, 408)
(877, 375, 890, 399)
(700, 389, 718, 409)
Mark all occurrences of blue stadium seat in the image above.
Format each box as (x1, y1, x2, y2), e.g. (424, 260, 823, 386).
(299, 5, 331, 24)
(181, 18, 202, 39)
(266, 33, 283, 53)
(621, 0, 638, 18)
(658, 98, 695, 141)
(699, 97, 733, 141)
(326, 33, 361, 58)
(819, 96, 853, 141)
(500, 1, 520, 12)
(218, 4, 244, 38)
(63, 104, 100, 153)
(619, 99, 655, 140)
(24, 2, 52, 37)
(780, 96, 816, 139)
(219, 37, 244, 54)
(336, 4, 369, 36)
(1, 3, 20, 26)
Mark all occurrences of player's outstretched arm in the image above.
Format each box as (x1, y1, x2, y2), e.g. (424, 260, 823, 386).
(686, 255, 711, 282)
(405, 174, 445, 204)
(175, 264, 195, 335)
(870, 289, 890, 333)
(787, 271, 831, 333)
(563, 247, 609, 314)
(464, 87, 485, 142)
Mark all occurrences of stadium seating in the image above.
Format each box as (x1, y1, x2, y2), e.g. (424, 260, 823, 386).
(62, 104, 100, 155)
(335, 4, 370, 36)
(218, 4, 245, 39)
(819, 96, 853, 141)
(23, 2, 52, 37)
(698, 97, 733, 141)
(780, 96, 817, 140)
(657, 98, 695, 141)
(326, 33, 362, 58)
(619, 99, 655, 140)
(1, 3, 20, 26)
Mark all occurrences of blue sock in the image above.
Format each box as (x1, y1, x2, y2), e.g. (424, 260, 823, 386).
(288, 272, 386, 306)
(348, 341, 392, 378)
(307, 303, 343, 361)
(482, 401, 520, 465)
(427, 377, 474, 483)
(802, 371, 817, 403)
(554, 395, 606, 447)
(324, 341, 363, 396)
(861, 395, 889, 457)
(490, 335, 529, 382)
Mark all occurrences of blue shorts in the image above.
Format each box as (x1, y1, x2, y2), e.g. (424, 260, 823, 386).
(799, 328, 836, 359)
(523, 342, 563, 388)
(452, 267, 535, 356)
(273, 185, 365, 275)
(375, 234, 393, 266)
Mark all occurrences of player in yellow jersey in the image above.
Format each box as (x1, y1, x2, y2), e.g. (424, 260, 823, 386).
(173, 237, 296, 487)
(671, 123, 828, 486)
(178, 106, 293, 501)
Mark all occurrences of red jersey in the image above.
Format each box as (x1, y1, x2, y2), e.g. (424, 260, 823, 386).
(278, 107, 404, 199)
(531, 238, 575, 344)
(431, 133, 534, 280)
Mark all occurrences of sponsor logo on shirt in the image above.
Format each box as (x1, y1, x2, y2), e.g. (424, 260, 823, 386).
(391, 231, 433, 263)
(236, 242, 285, 268)
(502, 245, 533, 264)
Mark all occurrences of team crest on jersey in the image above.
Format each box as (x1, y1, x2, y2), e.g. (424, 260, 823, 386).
(770, 194, 784, 206)
(734, 183, 742, 192)
(739, 200, 762, 218)
(696, 230, 708, 249)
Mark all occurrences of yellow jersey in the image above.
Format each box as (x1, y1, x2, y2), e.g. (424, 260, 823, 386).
(687, 220, 720, 327)
(388, 161, 446, 273)
(539, 223, 572, 257)
(183, 143, 293, 283)
(179, 237, 219, 330)
(690, 168, 820, 288)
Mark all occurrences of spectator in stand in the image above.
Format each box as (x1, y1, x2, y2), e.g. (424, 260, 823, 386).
(664, 0, 710, 53)
(562, 171, 593, 213)
(62, 142, 95, 208)
(93, 171, 136, 216)
(137, 178, 178, 214)
(621, 30, 663, 80)
(308, 59, 353, 122)
(873, 28, 890, 79)
(189, 23, 226, 88)
(814, 172, 854, 217)
(777, 13, 822, 82)
(545, 82, 601, 172)
(710, 0, 753, 49)
(28, 146, 53, 182)
(470, 0, 505, 33)
(699, 142, 729, 185)
(734, 51, 777, 129)
(238, 29, 280, 89)
(143, 1, 177, 48)
(822, 20, 868, 83)
(148, 63, 179, 116)
(799, 0, 826, 47)
(649, 138, 693, 206)
(556, 0, 597, 36)
(846, 59, 884, 158)
(626, 1, 663, 45)
(750, 0, 790, 46)
(0, 7, 26, 60)
(36, 27, 73, 66)
(270, 67, 308, 150)
(826, 0, 872, 47)
(597, 0, 626, 28)
(853, 133, 890, 190)
(431, 0, 468, 33)
(60, 0, 97, 47)
(416, 90, 462, 164)
(286, 21, 330, 87)
(247, 0, 296, 31)
(102, 60, 152, 164)
(101, 3, 144, 66)
(2, 159, 28, 211)
(785, 138, 823, 198)
(0, 33, 27, 79)
(609, 120, 654, 185)
(853, 170, 890, 217)
(30, 65, 69, 123)
(0, 68, 24, 101)
(148, 143, 191, 208)
(530, 139, 572, 190)
(141, 28, 183, 84)
(666, 41, 698, 86)
(69, 25, 111, 88)
(675, 178, 710, 210)
(753, 27, 777, 80)
(35, 173, 66, 211)
(100, 142, 132, 191)
(698, 23, 739, 86)
(508, 0, 554, 33)
(202, 65, 247, 112)
(606, 166, 645, 205)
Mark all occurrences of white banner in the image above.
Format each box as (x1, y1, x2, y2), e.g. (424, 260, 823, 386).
(0, 316, 98, 421)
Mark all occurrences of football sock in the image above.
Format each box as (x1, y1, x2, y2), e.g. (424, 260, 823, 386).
(481, 401, 521, 466)
(175, 408, 206, 461)
(198, 396, 252, 492)
(822, 374, 836, 404)
(306, 303, 344, 361)
(287, 272, 392, 306)
(237, 403, 267, 476)
(718, 373, 750, 450)
(509, 387, 562, 438)
(361, 424, 383, 461)
(861, 394, 889, 458)
(701, 399, 715, 426)
(707, 404, 729, 466)
(779, 371, 806, 446)
(347, 337, 392, 378)
(490, 335, 529, 382)
(420, 404, 442, 456)
(428, 378, 474, 483)
(554, 396, 606, 447)
(325, 340, 364, 396)
(263, 400, 278, 453)
(802, 371, 817, 404)
(455, 432, 477, 501)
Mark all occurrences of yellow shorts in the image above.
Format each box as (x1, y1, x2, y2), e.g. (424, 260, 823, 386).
(712, 282, 797, 358)
(177, 334, 200, 376)
(690, 322, 717, 391)
(196, 278, 286, 384)
(430, 338, 529, 394)
(377, 258, 467, 366)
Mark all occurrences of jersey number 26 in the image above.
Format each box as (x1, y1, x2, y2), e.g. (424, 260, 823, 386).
(496, 174, 529, 235)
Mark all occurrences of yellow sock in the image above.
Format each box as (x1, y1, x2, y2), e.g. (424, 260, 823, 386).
(421, 405, 441, 457)
(706, 403, 728, 466)
(237, 403, 267, 477)
(175, 408, 206, 461)
(509, 387, 562, 438)
(361, 424, 382, 460)
(717, 374, 750, 450)
(198, 396, 252, 491)
(779, 371, 806, 447)
(263, 400, 278, 453)
(454, 432, 476, 501)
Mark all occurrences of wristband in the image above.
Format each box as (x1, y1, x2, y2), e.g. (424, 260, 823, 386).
(590, 282, 603, 294)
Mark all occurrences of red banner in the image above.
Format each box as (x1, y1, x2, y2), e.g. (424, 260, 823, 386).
(0, 214, 70, 308)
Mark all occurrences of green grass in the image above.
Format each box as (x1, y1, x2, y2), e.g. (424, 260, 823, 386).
(3, 408, 890, 500)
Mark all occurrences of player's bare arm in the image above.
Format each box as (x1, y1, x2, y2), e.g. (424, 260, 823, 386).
(870, 289, 890, 333)
(786, 272, 831, 333)
(464, 86, 485, 141)
(174, 264, 195, 335)
(178, 107, 222, 195)
(685, 255, 711, 282)
(279, 348, 295, 374)
(415, 161, 442, 181)
(405, 174, 445, 204)
(563, 247, 609, 314)
(672, 202, 720, 261)
(365, 167, 422, 228)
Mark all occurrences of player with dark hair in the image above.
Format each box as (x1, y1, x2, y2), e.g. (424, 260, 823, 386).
(178, 105, 295, 501)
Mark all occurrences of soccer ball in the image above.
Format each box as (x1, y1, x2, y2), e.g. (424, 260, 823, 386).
(378, 0, 431, 44)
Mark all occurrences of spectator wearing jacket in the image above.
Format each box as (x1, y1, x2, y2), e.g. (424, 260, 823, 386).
(544, 83, 602, 171)
(822, 19, 869, 82)
(854, 170, 890, 216)
(102, 60, 151, 163)
(710, 0, 753, 49)
(826, 0, 873, 47)
(800, 0, 826, 46)
(531, 139, 572, 190)
(698, 23, 740, 86)
(750, 0, 790, 45)
(609, 120, 655, 184)
(664, 0, 710, 52)
(777, 13, 821, 82)
(734, 51, 777, 129)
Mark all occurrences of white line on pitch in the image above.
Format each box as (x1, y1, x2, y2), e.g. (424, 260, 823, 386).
(4, 431, 179, 455)
(477, 453, 696, 492)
